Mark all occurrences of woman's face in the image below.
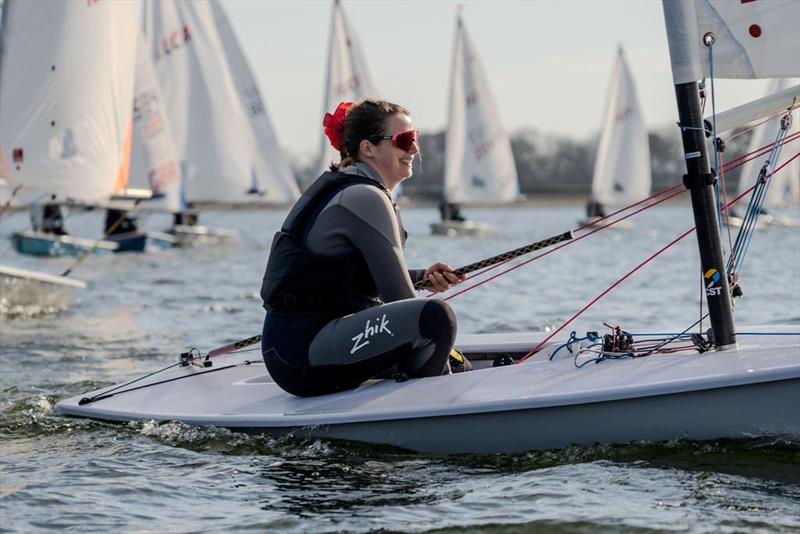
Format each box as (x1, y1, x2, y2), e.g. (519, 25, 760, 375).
(364, 113, 419, 189)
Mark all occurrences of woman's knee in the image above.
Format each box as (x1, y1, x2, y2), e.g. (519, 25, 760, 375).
(419, 299, 457, 343)
(401, 300, 457, 377)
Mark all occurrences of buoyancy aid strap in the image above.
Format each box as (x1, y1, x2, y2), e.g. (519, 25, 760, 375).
(286, 172, 391, 242)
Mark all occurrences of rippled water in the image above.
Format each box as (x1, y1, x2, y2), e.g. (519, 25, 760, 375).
(2, 202, 799, 532)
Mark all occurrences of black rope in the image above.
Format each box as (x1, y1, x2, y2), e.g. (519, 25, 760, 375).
(78, 361, 253, 405)
(414, 230, 573, 290)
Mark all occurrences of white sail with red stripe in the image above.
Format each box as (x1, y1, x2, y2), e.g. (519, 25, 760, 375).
(590, 47, 651, 207)
(443, 14, 518, 205)
(128, 33, 184, 213)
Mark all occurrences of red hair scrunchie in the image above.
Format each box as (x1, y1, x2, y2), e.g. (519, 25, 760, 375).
(323, 101, 354, 152)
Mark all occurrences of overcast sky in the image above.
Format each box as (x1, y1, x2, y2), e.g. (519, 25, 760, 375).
(221, 0, 773, 164)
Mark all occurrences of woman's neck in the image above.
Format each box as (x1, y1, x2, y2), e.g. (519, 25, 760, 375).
(354, 161, 396, 191)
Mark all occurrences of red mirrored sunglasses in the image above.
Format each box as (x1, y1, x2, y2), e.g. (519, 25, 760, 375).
(368, 129, 418, 151)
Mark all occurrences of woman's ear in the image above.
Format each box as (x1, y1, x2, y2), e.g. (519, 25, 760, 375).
(359, 139, 374, 159)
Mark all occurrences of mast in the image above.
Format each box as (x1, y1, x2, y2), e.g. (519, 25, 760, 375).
(316, 0, 339, 178)
(0, 0, 11, 109)
(442, 11, 462, 207)
(663, 1, 736, 350)
(674, 80, 736, 349)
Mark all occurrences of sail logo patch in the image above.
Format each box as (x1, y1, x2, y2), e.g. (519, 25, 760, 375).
(154, 25, 192, 61)
(350, 314, 393, 354)
(704, 268, 722, 296)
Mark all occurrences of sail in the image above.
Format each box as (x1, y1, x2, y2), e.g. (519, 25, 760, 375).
(590, 47, 651, 207)
(143, 0, 291, 204)
(663, 0, 800, 85)
(443, 15, 518, 205)
(0, 0, 138, 202)
(316, 0, 378, 177)
(736, 78, 800, 208)
(209, 1, 299, 203)
(128, 33, 183, 213)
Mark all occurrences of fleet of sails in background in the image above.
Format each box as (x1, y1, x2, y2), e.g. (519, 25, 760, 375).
(0, 0, 798, 307)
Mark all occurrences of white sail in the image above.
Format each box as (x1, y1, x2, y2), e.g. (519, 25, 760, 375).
(663, 0, 800, 85)
(0, 0, 138, 203)
(736, 78, 800, 208)
(590, 47, 651, 207)
(128, 33, 183, 213)
(443, 15, 519, 205)
(209, 1, 299, 203)
(143, 0, 290, 204)
(316, 0, 379, 177)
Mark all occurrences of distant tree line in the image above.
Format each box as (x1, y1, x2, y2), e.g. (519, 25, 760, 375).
(293, 127, 754, 199)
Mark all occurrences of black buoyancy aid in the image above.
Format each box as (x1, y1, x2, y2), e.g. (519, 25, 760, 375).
(261, 171, 406, 316)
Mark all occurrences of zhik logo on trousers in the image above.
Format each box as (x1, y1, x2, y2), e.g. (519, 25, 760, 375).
(351, 314, 393, 354)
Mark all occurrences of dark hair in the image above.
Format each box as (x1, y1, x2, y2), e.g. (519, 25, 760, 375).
(329, 99, 410, 171)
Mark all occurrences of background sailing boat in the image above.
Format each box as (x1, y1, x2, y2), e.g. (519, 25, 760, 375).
(581, 46, 651, 228)
(0, 0, 138, 309)
(433, 13, 519, 237)
(730, 77, 800, 228)
(314, 0, 379, 182)
(143, 0, 298, 244)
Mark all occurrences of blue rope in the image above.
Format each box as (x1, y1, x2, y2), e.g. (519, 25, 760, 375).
(549, 330, 599, 361)
(627, 332, 800, 336)
(728, 121, 790, 275)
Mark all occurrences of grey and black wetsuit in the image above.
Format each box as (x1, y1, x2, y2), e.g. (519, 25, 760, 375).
(260, 163, 456, 397)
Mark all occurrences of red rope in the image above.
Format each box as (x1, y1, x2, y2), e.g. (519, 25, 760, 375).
(0, 184, 22, 219)
(723, 108, 794, 142)
(441, 186, 688, 302)
(725, 150, 800, 210)
(432, 183, 686, 295)
(720, 131, 800, 173)
(574, 183, 685, 232)
(515, 151, 800, 363)
(516, 227, 696, 363)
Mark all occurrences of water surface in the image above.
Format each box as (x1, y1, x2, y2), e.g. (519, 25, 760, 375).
(2, 203, 799, 532)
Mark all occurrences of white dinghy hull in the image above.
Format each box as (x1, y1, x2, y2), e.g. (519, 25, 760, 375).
(0, 266, 86, 314)
(430, 220, 494, 237)
(57, 326, 800, 454)
(169, 224, 239, 247)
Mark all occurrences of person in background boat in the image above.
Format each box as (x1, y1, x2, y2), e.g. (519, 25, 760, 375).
(173, 210, 198, 227)
(585, 199, 606, 219)
(104, 209, 139, 236)
(439, 200, 466, 222)
(260, 99, 468, 397)
(30, 198, 68, 235)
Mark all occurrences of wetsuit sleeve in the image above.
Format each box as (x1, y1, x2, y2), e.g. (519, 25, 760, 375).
(408, 269, 426, 284)
(312, 185, 417, 302)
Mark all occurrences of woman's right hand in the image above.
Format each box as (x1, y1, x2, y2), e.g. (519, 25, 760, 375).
(423, 262, 466, 293)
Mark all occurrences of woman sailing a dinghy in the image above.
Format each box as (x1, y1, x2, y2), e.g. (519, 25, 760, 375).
(260, 99, 467, 397)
